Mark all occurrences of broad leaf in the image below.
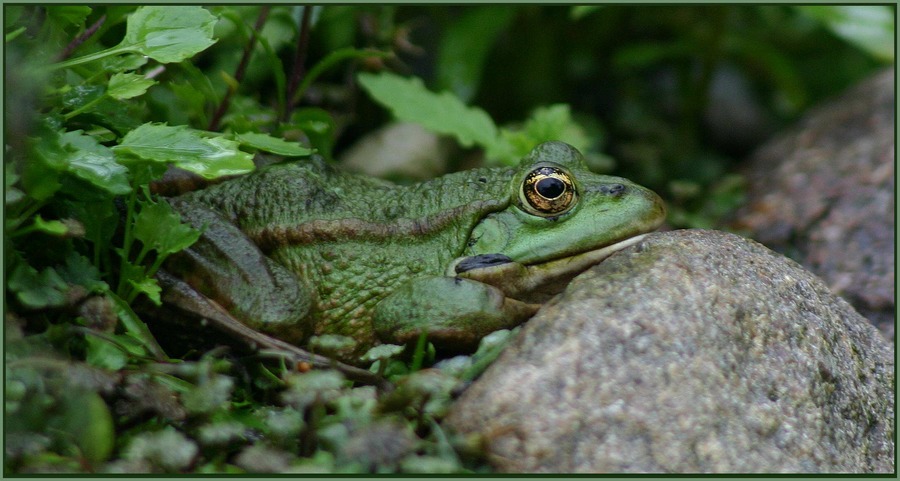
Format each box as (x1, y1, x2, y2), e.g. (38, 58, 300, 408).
(61, 130, 132, 195)
(113, 123, 254, 179)
(234, 132, 314, 157)
(121, 6, 218, 64)
(358, 72, 499, 149)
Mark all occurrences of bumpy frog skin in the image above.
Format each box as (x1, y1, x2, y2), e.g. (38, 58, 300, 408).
(166, 141, 666, 360)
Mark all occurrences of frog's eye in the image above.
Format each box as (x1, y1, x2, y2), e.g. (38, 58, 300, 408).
(519, 166, 577, 216)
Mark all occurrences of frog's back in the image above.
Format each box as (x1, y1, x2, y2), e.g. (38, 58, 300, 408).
(185, 157, 512, 239)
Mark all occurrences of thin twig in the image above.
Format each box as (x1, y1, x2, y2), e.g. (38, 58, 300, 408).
(208, 6, 271, 132)
(282, 5, 313, 121)
(58, 14, 106, 61)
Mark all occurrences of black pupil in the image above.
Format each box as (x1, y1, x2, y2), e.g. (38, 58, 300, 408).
(536, 177, 565, 199)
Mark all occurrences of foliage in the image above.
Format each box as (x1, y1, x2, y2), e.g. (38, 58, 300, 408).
(4, 4, 890, 474)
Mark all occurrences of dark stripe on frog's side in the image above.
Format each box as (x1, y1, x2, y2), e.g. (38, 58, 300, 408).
(248, 199, 506, 253)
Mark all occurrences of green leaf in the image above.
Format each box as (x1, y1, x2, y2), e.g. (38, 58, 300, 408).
(132, 198, 201, 258)
(49, 6, 218, 70)
(287, 108, 335, 160)
(436, 6, 514, 103)
(56, 391, 115, 464)
(795, 6, 894, 62)
(8, 262, 68, 309)
(85, 335, 129, 370)
(234, 132, 314, 157)
(101, 54, 149, 74)
(32, 215, 69, 236)
(113, 123, 254, 179)
(107, 292, 167, 359)
(121, 6, 219, 63)
(107, 72, 158, 100)
(490, 104, 592, 164)
(60, 130, 132, 195)
(127, 276, 162, 305)
(357, 71, 499, 149)
(57, 252, 108, 293)
(46, 6, 92, 28)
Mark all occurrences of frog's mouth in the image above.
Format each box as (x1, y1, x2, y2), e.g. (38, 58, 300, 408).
(450, 233, 650, 303)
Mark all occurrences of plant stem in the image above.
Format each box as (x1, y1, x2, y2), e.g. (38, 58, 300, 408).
(289, 48, 389, 109)
(63, 94, 107, 120)
(115, 186, 138, 299)
(283, 5, 313, 121)
(48, 44, 129, 71)
(58, 14, 107, 61)
(208, 6, 271, 131)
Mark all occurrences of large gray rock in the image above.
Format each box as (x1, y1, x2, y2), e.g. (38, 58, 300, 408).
(731, 69, 894, 340)
(445, 230, 894, 473)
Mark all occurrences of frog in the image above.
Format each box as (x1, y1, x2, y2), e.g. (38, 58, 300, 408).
(163, 141, 666, 363)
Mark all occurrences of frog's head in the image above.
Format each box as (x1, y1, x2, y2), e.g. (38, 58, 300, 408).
(456, 141, 665, 300)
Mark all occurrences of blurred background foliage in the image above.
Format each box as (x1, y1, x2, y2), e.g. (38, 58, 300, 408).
(8, 5, 892, 227)
(4, 4, 894, 474)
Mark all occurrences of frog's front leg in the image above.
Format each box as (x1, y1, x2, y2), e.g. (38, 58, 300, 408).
(372, 275, 539, 351)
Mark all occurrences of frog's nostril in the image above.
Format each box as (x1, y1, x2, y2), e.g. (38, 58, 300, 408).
(600, 183, 626, 196)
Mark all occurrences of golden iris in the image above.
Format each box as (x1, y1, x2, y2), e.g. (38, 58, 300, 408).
(520, 166, 576, 216)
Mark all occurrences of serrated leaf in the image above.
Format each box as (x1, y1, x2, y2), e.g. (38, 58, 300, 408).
(132, 199, 201, 258)
(127, 276, 161, 305)
(61, 130, 132, 195)
(490, 104, 592, 164)
(122, 6, 218, 63)
(234, 132, 313, 157)
(107, 72, 157, 100)
(113, 123, 254, 179)
(358, 71, 499, 149)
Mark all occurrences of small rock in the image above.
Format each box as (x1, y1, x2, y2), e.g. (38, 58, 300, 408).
(123, 426, 198, 472)
(445, 230, 893, 473)
(337, 418, 417, 472)
(731, 69, 894, 340)
(234, 444, 295, 473)
(339, 122, 455, 180)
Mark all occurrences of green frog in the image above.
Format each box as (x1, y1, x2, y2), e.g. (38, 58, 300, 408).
(164, 141, 665, 362)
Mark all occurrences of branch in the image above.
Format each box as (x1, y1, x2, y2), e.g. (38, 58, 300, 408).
(282, 5, 313, 121)
(58, 14, 106, 61)
(208, 6, 271, 132)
